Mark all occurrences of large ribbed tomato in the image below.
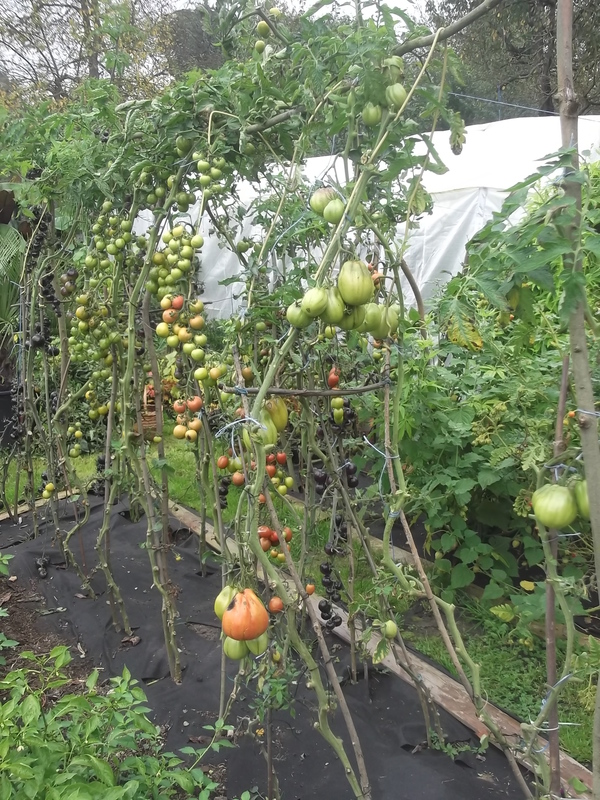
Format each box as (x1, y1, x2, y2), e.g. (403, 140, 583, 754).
(337, 260, 373, 306)
(222, 588, 269, 641)
(362, 102, 382, 127)
(385, 83, 408, 110)
(264, 397, 288, 431)
(310, 187, 336, 216)
(573, 479, 590, 520)
(286, 301, 312, 329)
(321, 287, 346, 325)
(247, 631, 269, 655)
(322, 198, 345, 225)
(337, 304, 366, 331)
(301, 287, 329, 318)
(531, 484, 577, 529)
(223, 636, 249, 660)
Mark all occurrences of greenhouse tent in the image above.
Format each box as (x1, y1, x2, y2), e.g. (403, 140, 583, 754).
(137, 114, 600, 318)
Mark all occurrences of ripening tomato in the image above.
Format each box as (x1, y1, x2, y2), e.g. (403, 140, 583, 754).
(173, 399, 186, 414)
(162, 308, 178, 324)
(217, 455, 229, 470)
(282, 526, 292, 543)
(268, 597, 284, 614)
(171, 295, 184, 310)
(260, 537, 272, 552)
(231, 471, 245, 487)
(186, 395, 203, 412)
(266, 464, 277, 478)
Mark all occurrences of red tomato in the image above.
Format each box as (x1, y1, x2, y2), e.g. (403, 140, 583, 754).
(260, 537, 271, 552)
(266, 464, 277, 478)
(187, 395, 203, 412)
(171, 295, 184, 310)
(276, 452, 287, 465)
(217, 455, 229, 470)
(173, 399, 186, 414)
(282, 526, 293, 543)
(258, 525, 272, 538)
(266, 454, 277, 464)
(269, 529, 279, 544)
(327, 372, 339, 389)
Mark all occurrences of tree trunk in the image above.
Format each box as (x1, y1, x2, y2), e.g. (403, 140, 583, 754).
(80, 0, 100, 79)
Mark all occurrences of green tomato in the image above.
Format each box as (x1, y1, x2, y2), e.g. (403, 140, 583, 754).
(531, 484, 577, 529)
(383, 620, 398, 639)
(385, 83, 408, 110)
(223, 637, 249, 660)
(214, 585, 237, 619)
(573, 479, 590, 520)
(247, 631, 268, 656)
(322, 198, 345, 225)
(362, 102, 382, 127)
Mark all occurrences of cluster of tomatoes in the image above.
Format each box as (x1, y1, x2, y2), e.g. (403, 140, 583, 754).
(214, 586, 270, 661)
(171, 395, 204, 442)
(257, 523, 293, 563)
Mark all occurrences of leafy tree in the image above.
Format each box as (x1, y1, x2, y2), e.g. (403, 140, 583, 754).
(425, 0, 600, 123)
(0, 0, 178, 101)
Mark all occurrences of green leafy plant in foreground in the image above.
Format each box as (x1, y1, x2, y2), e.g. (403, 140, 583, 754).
(0, 646, 232, 799)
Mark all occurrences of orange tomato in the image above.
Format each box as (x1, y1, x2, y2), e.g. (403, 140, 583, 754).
(258, 493, 266, 504)
(268, 597, 284, 614)
(232, 471, 245, 487)
(217, 455, 229, 470)
(305, 583, 315, 595)
(171, 295, 184, 310)
(162, 308, 178, 324)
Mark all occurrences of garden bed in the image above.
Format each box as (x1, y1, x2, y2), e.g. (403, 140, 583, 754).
(2, 494, 530, 800)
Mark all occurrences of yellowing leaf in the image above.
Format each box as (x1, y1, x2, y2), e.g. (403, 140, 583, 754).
(520, 580, 535, 592)
(490, 603, 515, 622)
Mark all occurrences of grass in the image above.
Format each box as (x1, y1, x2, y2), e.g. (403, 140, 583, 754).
(403, 599, 592, 764)
(1, 439, 594, 765)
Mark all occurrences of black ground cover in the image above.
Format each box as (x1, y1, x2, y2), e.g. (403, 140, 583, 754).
(1, 495, 524, 798)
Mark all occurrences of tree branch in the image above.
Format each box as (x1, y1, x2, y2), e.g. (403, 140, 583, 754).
(393, 0, 506, 56)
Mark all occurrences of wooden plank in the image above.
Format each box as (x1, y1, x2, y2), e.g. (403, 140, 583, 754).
(168, 501, 592, 798)
(0, 490, 72, 523)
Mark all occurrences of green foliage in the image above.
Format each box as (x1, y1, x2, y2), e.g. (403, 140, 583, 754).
(0, 647, 227, 799)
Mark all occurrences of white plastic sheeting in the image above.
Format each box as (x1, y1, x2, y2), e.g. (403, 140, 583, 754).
(136, 115, 600, 317)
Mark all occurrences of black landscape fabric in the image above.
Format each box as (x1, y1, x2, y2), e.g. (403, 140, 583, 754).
(2, 495, 523, 799)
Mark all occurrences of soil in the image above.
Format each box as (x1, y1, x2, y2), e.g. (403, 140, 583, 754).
(0, 492, 528, 799)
